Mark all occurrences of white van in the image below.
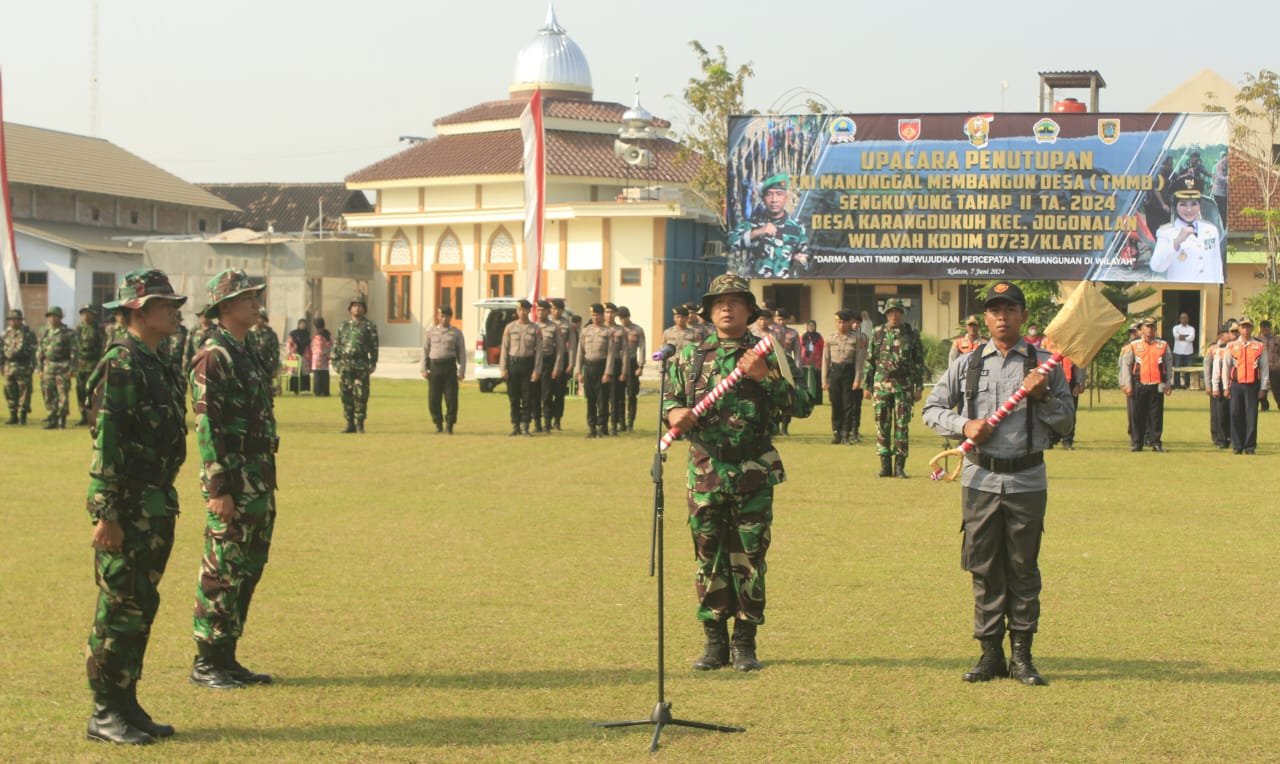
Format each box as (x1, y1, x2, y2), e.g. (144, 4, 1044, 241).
(472, 297, 576, 392)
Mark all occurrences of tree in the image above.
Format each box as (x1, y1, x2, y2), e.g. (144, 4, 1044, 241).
(673, 41, 754, 230)
(1243, 281, 1280, 323)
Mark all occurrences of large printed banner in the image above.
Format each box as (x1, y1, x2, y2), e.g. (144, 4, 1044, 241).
(726, 113, 1229, 283)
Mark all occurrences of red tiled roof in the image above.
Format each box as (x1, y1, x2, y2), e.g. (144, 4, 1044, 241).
(1228, 152, 1280, 233)
(434, 97, 670, 129)
(346, 130, 700, 185)
(200, 183, 373, 233)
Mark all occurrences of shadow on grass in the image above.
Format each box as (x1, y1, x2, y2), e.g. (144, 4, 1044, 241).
(773, 656, 1280, 685)
(281, 667, 654, 690)
(176, 716, 592, 747)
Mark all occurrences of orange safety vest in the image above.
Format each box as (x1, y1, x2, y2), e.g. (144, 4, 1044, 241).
(1061, 357, 1075, 383)
(953, 335, 981, 354)
(1229, 339, 1264, 384)
(1131, 339, 1167, 385)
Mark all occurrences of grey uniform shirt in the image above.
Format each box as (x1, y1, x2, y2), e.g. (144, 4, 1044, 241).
(621, 323, 646, 376)
(822, 330, 867, 387)
(577, 324, 616, 376)
(535, 319, 566, 371)
(553, 316, 575, 374)
(922, 341, 1073, 493)
(499, 321, 541, 373)
(663, 325, 700, 353)
(421, 325, 467, 376)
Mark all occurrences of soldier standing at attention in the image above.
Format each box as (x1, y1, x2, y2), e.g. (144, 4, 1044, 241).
(576, 303, 614, 437)
(39, 305, 77, 429)
(82, 269, 189, 745)
(1119, 317, 1172, 452)
(865, 298, 926, 477)
(1224, 316, 1269, 454)
(188, 269, 277, 690)
(74, 305, 106, 426)
(618, 306, 645, 432)
(770, 309, 801, 435)
(602, 302, 627, 435)
(248, 309, 280, 397)
(922, 281, 1072, 687)
(500, 298, 541, 436)
(532, 299, 564, 433)
(1205, 325, 1233, 449)
(663, 274, 807, 672)
(663, 305, 700, 355)
(420, 305, 466, 434)
(3, 309, 38, 424)
(823, 309, 865, 444)
(333, 297, 378, 433)
(104, 310, 129, 347)
(549, 298, 574, 430)
(184, 308, 217, 379)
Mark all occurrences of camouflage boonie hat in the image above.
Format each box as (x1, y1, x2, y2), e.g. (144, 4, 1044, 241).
(204, 268, 263, 318)
(699, 273, 761, 322)
(5, 309, 21, 320)
(882, 298, 907, 314)
(79, 304, 97, 315)
(45, 306, 64, 318)
(104, 268, 188, 310)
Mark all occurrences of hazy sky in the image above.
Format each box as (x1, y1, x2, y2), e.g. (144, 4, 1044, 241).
(1, 0, 1274, 184)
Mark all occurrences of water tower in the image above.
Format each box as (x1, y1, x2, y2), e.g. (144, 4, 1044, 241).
(1037, 70, 1106, 112)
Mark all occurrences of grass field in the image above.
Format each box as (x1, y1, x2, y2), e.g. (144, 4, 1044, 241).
(2, 381, 1279, 762)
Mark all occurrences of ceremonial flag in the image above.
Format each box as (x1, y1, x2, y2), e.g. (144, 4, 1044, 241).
(520, 88, 545, 304)
(0, 71, 22, 314)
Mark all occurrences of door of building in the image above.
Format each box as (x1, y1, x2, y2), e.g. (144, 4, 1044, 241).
(1161, 289, 1201, 347)
(19, 272, 48, 321)
(437, 272, 464, 335)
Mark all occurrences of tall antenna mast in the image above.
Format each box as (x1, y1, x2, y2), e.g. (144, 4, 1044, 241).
(90, 0, 99, 136)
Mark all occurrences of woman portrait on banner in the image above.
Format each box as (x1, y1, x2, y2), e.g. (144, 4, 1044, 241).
(1149, 175, 1222, 283)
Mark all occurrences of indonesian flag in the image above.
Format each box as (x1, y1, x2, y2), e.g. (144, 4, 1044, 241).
(520, 88, 545, 304)
(0, 71, 21, 314)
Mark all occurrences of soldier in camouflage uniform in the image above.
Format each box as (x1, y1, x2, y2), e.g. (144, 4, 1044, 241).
(38, 305, 77, 428)
(74, 305, 107, 426)
(105, 310, 129, 347)
(3, 309, 38, 424)
(663, 274, 809, 672)
(163, 315, 190, 400)
(864, 298, 927, 478)
(728, 173, 809, 279)
(184, 309, 217, 379)
(333, 297, 379, 433)
(83, 269, 189, 745)
(188, 269, 278, 690)
(248, 309, 281, 397)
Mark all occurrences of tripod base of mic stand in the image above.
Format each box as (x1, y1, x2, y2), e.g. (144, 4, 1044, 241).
(594, 701, 744, 752)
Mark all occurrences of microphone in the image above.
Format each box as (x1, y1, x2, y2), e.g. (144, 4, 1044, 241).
(651, 344, 678, 362)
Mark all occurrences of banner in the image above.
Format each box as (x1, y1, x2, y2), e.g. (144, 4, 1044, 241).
(521, 88, 545, 303)
(0, 71, 22, 313)
(725, 113, 1230, 283)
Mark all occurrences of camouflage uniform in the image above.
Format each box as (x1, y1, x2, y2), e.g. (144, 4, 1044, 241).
(189, 269, 277, 687)
(74, 309, 107, 424)
(38, 308, 77, 426)
(728, 174, 809, 279)
(3, 311, 38, 423)
(83, 268, 188, 744)
(162, 321, 190, 399)
(864, 299, 926, 475)
(248, 319, 281, 396)
(334, 303, 378, 430)
(105, 321, 130, 348)
(184, 320, 216, 377)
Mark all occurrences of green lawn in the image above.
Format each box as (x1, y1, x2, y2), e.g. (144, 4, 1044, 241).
(2, 382, 1278, 762)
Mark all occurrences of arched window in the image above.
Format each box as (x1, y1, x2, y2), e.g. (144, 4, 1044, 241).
(488, 228, 515, 265)
(388, 230, 413, 267)
(437, 230, 462, 266)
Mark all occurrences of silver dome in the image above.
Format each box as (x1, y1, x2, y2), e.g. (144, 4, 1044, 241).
(510, 5, 592, 96)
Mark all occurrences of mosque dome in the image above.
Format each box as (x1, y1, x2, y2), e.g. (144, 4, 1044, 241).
(509, 5, 593, 99)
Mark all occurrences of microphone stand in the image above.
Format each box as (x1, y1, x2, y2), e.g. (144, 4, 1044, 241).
(593, 351, 745, 752)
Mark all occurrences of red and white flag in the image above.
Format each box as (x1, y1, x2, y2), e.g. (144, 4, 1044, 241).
(520, 88, 545, 304)
(0, 71, 22, 314)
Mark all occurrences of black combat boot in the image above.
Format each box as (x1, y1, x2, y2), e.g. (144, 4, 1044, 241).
(86, 688, 155, 745)
(341, 418, 356, 434)
(553, 417, 562, 431)
(894, 455, 908, 479)
(190, 643, 246, 690)
(446, 422, 454, 435)
(878, 455, 893, 478)
(59, 414, 67, 429)
(225, 639, 272, 685)
(434, 422, 443, 433)
(851, 430, 861, 443)
(123, 682, 175, 738)
(781, 421, 790, 436)
(18, 411, 27, 424)
(586, 426, 597, 438)
(356, 420, 365, 433)
(831, 431, 843, 445)
(692, 619, 730, 671)
(533, 421, 543, 433)
(43, 415, 58, 430)
(509, 424, 520, 436)
(962, 636, 1009, 683)
(4, 411, 17, 425)
(730, 620, 763, 672)
(1008, 630, 1047, 686)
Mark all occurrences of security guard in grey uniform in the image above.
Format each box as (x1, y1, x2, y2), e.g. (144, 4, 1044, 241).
(420, 305, 466, 433)
(922, 281, 1073, 686)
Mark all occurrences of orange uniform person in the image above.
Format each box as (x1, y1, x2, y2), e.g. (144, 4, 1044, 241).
(1118, 317, 1173, 452)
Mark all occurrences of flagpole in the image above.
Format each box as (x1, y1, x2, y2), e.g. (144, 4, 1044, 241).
(0, 69, 25, 314)
(521, 88, 545, 303)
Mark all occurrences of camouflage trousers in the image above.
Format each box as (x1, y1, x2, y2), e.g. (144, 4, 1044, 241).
(193, 489, 275, 646)
(76, 369, 95, 416)
(872, 385, 913, 457)
(86, 514, 176, 693)
(339, 369, 371, 422)
(42, 364, 73, 417)
(688, 486, 773, 624)
(4, 370, 33, 414)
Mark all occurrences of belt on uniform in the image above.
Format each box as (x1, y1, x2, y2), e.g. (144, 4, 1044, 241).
(583, 359, 606, 367)
(966, 451, 1043, 473)
(828, 362, 853, 370)
(223, 434, 279, 454)
(428, 358, 456, 366)
(689, 437, 773, 464)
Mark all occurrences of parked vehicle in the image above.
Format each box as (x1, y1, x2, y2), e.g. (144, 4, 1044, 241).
(472, 297, 575, 392)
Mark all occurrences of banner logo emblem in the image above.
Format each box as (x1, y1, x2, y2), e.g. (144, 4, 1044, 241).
(1033, 118, 1060, 144)
(898, 119, 921, 143)
(1098, 118, 1121, 145)
(964, 115, 991, 148)
(829, 117, 857, 144)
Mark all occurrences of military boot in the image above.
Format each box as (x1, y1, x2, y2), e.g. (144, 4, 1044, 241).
(4, 411, 17, 425)
(533, 421, 543, 433)
(878, 455, 893, 478)
(894, 455, 908, 479)
(446, 422, 454, 435)
(190, 643, 246, 690)
(731, 620, 763, 672)
(356, 420, 365, 433)
(554, 417, 562, 431)
(77, 410, 91, 426)
(86, 689, 155, 745)
(509, 424, 520, 436)
(225, 639, 273, 685)
(341, 418, 356, 434)
(523, 423, 534, 437)
(831, 431, 843, 445)
(18, 411, 27, 424)
(43, 416, 58, 430)
(692, 619, 730, 671)
(586, 426, 597, 438)
(59, 414, 68, 429)
(1008, 631, 1047, 686)
(434, 422, 444, 434)
(123, 682, 175, 738)
(781, 421, 790, 436)
(962, 636, 1009, 683)
(850, 430, 861, 444)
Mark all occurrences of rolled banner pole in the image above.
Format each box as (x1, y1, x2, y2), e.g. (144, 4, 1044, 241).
(928, 353, 1062, 482)
(659, 334, 774, 452)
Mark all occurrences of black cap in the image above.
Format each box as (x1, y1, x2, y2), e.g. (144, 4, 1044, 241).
(774, 308, 789, 320)
(550, 298, 565, 309)
(982, 281, 1026, 309)
(589, 303, 604, 315)
(1172, 174, 1204, 200)
(757, 308, 774, 319)
(79, 304, 96, 314)
(617, 306, 630, 318)
(835, 309, 855, 321)
(517, 299, 533, 309)
(438, 305, 453, 317)
(603, 302, 617, 311)
(536, 299, 552, 309)
(672, 305, 689, 317)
